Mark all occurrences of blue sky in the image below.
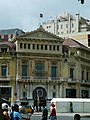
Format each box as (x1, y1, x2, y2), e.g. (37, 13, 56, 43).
(0, 0, 89, 31)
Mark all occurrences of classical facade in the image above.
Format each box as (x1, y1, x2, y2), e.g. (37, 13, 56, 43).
(13, 26, 64, 108)
(0, 41, 16, 105)
(0, 26, 90, 109)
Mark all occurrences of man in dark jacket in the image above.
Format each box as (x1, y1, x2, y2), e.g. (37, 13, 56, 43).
(42, 105, 48, 120)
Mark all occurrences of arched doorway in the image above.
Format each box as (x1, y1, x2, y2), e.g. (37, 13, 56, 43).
(33, 87, 47, 111)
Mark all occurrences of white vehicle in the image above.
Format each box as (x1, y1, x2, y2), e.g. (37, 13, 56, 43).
(51, 98, 90, 113)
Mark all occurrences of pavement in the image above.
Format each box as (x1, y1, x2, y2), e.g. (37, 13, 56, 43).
(34, 112, 90, 118)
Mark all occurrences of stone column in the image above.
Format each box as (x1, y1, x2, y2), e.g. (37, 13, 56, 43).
(16, 84, 20, 100)
(27, 84, 30, 99)
(56, 84, 59, 97)
(30, 83, 33, 99)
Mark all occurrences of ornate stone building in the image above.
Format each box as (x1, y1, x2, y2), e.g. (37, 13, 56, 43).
(0, 26, 90, 109)
(13, 26, 64, 108)
(0, 41, 16, 105)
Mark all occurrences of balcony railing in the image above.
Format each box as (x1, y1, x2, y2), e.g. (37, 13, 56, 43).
(16, 75, 63, 82)
(0, 75, 11, 81)
(16, 75, 90, 85)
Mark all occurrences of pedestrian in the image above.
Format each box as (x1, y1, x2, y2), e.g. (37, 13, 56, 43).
(49, 104, 57, 120)
(2, 103, 11, 120)
(41, 105, 48, 120)
(70, 102, 73, 113)
(10, 104, 22, 120)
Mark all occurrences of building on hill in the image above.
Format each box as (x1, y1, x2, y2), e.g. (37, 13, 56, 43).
(0, 26, 90, 109)
(0, 28, 24, 41)
(42, 12, 90, 48)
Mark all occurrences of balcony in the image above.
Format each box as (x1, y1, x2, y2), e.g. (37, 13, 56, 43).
(67, 78, 77, 83)
(16, 75, 63, 83)
(0, 75, 11, 81)
(81, 80, 90, 85)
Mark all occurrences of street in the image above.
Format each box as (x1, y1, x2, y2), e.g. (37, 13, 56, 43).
(22, 112, 90, 120)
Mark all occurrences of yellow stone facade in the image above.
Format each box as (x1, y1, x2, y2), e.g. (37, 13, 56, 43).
(0, 26, 90, 108)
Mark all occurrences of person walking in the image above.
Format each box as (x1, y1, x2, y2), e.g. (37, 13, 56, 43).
(49, 104, 57, 120)
(10, 104, 22, 120)
(2, 103, 11, 120)
(41, 105, 48, 120)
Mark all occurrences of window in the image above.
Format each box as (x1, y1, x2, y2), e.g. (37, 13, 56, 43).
(72, 23, 74, 28)
(66, 24, 68, 28)
(24, 44, 26, 49)
(57, 45, 59, 51)
(61, 25, 63, 29)
(82, 71, 84, 80)
(70, 68, 74, 79)
(36, 63, 42, 79)
(28, 44, 30, 49)
(82, 90, 89, 98)
(22, 65, 27, 79)
(66, 89, 76, 98)
(20, 43, 22, 48)
(41, 45, 43, 50)
(37, 44, 39, 49)
(33, 44, 35, 49)
(51, 65, 57, 79)
(53, 45, 55, 50)
(4, 35, 8, 41)
(1, 66, 7, 77)
(45, 45, 47, 50)
(53, 92, 56, 98)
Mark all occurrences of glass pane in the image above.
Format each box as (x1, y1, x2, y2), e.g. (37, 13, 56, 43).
(22, 65, 27, 79)
(1, 66, 7, 77)
(36, 63, 42, 79)
(51, 66, 56, 79)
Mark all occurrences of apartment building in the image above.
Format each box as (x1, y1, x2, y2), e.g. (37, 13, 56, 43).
(0, 28, 24, 41)
(42, 12, 90, 48)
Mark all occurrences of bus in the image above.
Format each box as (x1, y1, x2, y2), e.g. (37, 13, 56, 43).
(51, 98, 90, 113)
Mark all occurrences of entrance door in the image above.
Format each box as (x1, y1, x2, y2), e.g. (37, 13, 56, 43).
(33, 87, 47, 111)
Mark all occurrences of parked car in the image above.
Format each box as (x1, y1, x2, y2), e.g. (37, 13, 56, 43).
(25, 106, 34, 114)
(19, 105, 34, 114)
(19, 105, 26, 113)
